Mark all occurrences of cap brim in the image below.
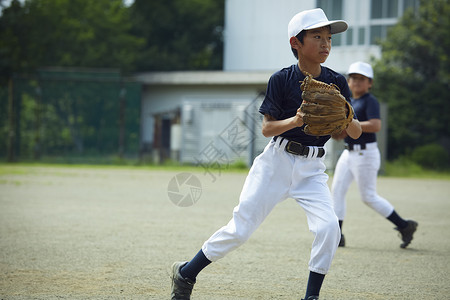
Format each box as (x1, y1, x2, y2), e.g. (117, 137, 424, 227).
(348, 72, 373, 79)
(304, 20, 348, 34)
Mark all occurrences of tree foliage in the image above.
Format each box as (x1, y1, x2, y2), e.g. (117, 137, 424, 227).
(0, 0, 224, 78)
(372, 0, 450, 160)
(129, 0, 224, 71)
(0, 0, 144, 83)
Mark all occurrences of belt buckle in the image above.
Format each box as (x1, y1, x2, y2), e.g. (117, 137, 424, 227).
(285, 141, 307, 156)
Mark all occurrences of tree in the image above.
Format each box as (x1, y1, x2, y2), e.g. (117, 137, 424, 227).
(130, 0, 224, 71)
(0, 0, 144, 83)
(372, 0, 450, 159)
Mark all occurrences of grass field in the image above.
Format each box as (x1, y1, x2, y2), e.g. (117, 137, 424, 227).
(1, 164, 449, 299)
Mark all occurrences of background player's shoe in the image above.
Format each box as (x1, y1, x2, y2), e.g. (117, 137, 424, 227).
(302, 296, 319, 300)
(338, 234, 345, 247)
(395, 220, 418, 248)
(171, 261, 195, 300)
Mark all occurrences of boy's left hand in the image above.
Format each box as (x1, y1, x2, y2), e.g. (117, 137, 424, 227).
(294, 107, 305, 127)
(331, 130, 348, 140)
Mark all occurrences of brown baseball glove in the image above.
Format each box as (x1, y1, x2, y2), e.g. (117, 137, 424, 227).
(300, 72, 354, 136)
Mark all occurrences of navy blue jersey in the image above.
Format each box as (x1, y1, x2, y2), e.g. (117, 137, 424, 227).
(259, 64, 352, 146)
(344, 93, 380, 145)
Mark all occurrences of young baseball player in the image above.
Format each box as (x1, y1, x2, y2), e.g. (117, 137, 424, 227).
(171, 9, 362, 300)
(331, 61, 418, 248)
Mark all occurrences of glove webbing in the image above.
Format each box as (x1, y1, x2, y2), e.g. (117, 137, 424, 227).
(300, 71, 341, 93)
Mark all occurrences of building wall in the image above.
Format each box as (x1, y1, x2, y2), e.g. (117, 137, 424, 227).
(224, 0, 315, 72)
(224, 0, 416, 73)
(140, 84, 270, 165)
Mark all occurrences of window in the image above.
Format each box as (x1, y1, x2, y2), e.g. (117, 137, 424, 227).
(358, 27, 365, 45)
(370, 25, 383, 44)
(332, 34, 342, 46)
(346, 28, 353, 46)
(371, 0, 383, 19)
(371, 0, 399, 19)
(387, 0, 399, 18)
(368, 0, 418, 45)
(317, 0, 418, 46)
(317, 0, 343, 20)
(403, 0, 419, 13)
(317, 0, 343, 46)
(370, 25, 395, 44)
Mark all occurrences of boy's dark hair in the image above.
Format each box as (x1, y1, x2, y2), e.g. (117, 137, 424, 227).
(291, 31, 306, 59)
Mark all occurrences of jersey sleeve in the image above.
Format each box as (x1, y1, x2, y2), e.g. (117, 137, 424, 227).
(259, 72, 285, 119)
(366, 95, 381, 119)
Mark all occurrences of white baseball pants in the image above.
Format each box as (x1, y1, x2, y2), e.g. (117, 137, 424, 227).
(331, 142, 394, 220)
(202, 138, 340, 275)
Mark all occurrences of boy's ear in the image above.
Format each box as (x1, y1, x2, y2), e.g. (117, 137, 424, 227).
(290, 36, 302, 49)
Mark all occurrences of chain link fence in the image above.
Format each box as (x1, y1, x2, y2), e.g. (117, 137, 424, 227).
(1, 68, 142, 163)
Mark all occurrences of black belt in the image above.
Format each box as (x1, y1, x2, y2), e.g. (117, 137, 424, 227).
(345, 143, 366, 150)
(274, 137, 325, 158)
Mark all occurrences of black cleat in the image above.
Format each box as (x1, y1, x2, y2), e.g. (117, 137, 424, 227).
(171, 261, 195, 300)
(395, 220, 418, 248)
(338, 234, 345, 247)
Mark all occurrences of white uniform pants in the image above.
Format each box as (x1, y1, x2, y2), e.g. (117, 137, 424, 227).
(202, 138, 340, 275)
(331, 142, 394, 220)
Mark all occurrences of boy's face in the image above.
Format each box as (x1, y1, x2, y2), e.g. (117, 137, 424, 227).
(348, 74, 372, 98)
(348, 74, 372, 96)
(297, 26, 332, 64)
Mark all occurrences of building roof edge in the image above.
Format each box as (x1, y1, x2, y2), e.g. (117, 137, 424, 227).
(133, 71, 274, 85)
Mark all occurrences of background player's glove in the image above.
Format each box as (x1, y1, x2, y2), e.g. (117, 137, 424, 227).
(300, 72, 354, 136)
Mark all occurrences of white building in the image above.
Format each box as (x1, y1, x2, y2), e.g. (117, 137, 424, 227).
(135, 0, 418, 169)
(224, 0, 418, 73)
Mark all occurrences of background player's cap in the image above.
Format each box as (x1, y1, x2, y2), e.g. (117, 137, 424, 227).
(288, 8, 348, 39)
(347, 61, 374, 79)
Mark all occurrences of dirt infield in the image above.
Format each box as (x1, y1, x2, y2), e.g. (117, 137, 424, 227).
(1, 165, 449, 299)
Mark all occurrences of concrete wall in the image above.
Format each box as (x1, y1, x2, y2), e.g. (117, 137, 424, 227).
(140, 84, 270, 165)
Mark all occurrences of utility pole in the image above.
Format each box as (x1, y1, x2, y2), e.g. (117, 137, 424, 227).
(34, 86, 42, 160)
(118, 84, 126, 159)
(7, 78, 15, 162)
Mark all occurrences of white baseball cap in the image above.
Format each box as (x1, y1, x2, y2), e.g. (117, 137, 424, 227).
(347, 61, 374, 79)
(288, 8, 348, 39)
